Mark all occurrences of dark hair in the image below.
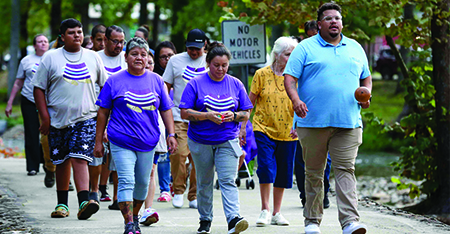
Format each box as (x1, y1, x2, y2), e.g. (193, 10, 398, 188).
(125, 37, 149, 55)
(91, 24, 106, 38)
(136, 27, 149, 39)
(317, 2, 342, 22)
(60, 18, 82, 36)
(33, 34, 46, 45)
(206, 42, 231, 64)
(106, 25, 124, 39)
(155, 41, 177, 63)
(82, 36, 91, 47)
(304, 20, 318, 32)
(148, 50, 154, 58)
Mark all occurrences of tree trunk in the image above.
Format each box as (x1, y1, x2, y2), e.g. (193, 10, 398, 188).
(139, 0, 148, 27)
(50, 0, 61, 40)
(170, 0, 189, 53)
(8, 0, 20, 97)
(20, 0, 31, 60)
(430, 0, 450, 215)
(74, 0, 90, 35)
(151, 4, 160, 49)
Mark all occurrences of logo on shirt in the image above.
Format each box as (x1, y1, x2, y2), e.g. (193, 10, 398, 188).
(63, 63, 91, 85)
(105, 66, 122, 77)
(182, 66, 207, 83)
(125, 91, 157, 113)
(31, 63, 39, 74)
(204, 95, 235, 112)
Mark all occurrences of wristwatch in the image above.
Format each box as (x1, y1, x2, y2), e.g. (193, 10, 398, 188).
(167, 133, 178, 139)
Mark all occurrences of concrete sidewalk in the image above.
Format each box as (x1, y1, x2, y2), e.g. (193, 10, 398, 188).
(0, 157, 448, 234)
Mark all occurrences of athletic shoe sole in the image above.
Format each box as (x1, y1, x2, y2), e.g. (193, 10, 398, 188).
(51, 210, 69, 218)
(228, 219, 249, 234)
(100, 196, 112, 202)
(78, 201, 100, 220)
(141, 212, 159, 226)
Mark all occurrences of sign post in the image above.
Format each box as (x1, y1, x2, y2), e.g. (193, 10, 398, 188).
(222, 20, 266, 91)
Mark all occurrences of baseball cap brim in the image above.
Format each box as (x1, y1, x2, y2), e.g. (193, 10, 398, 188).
(186, 41, 204, 49)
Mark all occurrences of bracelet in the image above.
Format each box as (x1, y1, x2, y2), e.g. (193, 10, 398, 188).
(167, 133, 177, 139)
(233, 112, 237, 121)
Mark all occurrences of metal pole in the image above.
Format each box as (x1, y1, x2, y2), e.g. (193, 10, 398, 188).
(8, 0, 20, 97)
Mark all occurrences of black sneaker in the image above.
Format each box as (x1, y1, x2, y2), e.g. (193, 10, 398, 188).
(44, 171, 55, 188)
(109, 200, 120, 210)
(124, 222, 136, 234)
(228, 217, 248, 234)
(323, 195, 330, 209)
(68, 181, 75, 191)
(197, 220, 211, 234)
(133, 216, 141, 234)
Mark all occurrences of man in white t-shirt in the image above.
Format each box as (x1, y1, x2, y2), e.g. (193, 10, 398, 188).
(163, 28, 208, 209)
(95, 25, 127, 209)
(33, 18, 107, 220)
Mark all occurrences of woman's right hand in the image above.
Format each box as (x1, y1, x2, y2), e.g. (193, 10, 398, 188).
(5, 104, 12, 118)
(93, 142, 104, 158)
(206, 111, 224, 125)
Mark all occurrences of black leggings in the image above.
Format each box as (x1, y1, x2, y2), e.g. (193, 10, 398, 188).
(20, 95, 43, 172)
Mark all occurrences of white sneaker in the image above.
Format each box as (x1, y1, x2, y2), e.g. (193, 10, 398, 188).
(256, 209, 271, 227)
(305, 223, 321, 234)
(189, 199, 198, 209)
(342, 222, 367, 234)
(139, 208, 159, 226)
(271, 212, 289, 226)
(172, 194, 184, 208)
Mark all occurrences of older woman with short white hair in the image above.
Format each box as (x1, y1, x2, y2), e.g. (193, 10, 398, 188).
(249, 36, 298, 227)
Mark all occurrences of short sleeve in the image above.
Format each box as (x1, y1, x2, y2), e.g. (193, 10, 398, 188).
(237, 80, 253, 111)
(96, 80, 113, 109)
(158, 77, 174, 111)
(359, 45, 371, 79)
(179, 81, 197, 109)
(283, 44, 306, 79)
(250, 68, 263, 96)
(95, 53, 108, 87)
(16, 59, 25, 79)
(162, 58, 174, 85)
(32, 60, 49, 90)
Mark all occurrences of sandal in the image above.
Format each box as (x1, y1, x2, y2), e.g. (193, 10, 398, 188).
(51, 204, 70, 218)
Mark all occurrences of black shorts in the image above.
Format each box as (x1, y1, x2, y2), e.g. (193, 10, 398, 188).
(48, 118, 96, 165)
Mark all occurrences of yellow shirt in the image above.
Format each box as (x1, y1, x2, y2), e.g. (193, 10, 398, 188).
(250, 66, 296, 141)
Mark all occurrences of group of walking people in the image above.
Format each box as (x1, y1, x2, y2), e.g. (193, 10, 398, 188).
(5, 2, 372, 234)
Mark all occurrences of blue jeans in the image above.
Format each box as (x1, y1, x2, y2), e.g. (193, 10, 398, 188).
(110, 142, 155, 202)
(157, 153, 171, 193)
(188, 138, 242, 223)
(294, 141, 332, 199)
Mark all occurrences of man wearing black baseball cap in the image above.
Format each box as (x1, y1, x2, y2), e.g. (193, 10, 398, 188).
(163, 28, 208, 210)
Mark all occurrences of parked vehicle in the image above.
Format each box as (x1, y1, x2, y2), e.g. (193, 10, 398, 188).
(374, 46, 398, 80)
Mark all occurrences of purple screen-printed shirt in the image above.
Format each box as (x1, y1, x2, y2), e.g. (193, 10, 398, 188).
(96, 70, 174, 152)
(179, 73, 253, 145)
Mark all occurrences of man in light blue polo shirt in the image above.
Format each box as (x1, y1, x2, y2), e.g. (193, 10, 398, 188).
(284, 3, 372, 234)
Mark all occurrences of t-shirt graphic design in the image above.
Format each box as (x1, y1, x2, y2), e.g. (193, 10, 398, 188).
(125, 91, 157, 113)
(182, 66, 207, 83)
(105, 66, 123, 77)
(31, 63, 39, 74)
(204, 95, 235, 112)
(63, 62, 91, 85)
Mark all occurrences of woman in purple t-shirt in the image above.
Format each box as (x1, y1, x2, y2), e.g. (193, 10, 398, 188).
(93, 37, 178, 234)
(179, 43, 253, 234)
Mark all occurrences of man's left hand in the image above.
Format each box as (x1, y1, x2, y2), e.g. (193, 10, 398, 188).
(359, 101, 370, 109)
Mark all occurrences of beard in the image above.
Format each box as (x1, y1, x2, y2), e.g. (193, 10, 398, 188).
(329, 32, 339, 38)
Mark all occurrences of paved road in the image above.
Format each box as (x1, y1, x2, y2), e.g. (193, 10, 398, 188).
(0, 157, 448, 234)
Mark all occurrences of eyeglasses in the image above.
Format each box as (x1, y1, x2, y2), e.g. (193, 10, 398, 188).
(108, 38, 126, 46)
(321, 16, 342, 22)
(159, 54, 174, 60)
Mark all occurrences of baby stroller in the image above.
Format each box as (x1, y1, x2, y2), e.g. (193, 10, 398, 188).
(215, 121, 257, 190)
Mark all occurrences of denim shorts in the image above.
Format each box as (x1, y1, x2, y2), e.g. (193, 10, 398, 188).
(254, 131, 296, 188)
(48, 118, 96, 165)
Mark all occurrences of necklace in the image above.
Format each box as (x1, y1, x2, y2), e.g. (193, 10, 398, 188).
(62, 47, 83, 63)
(270, 65, 285, 92)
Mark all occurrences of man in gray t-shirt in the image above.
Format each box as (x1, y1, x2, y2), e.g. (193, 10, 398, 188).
(33, 18, 107, 220)
(163, 28, 208, 209)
